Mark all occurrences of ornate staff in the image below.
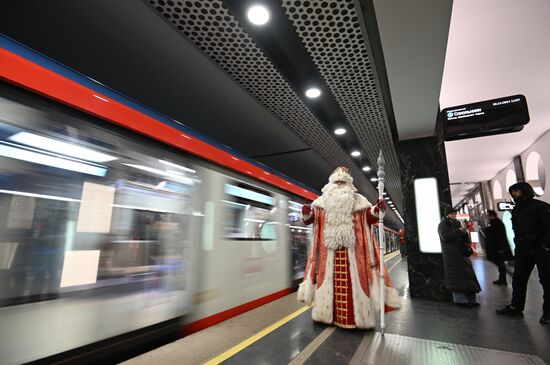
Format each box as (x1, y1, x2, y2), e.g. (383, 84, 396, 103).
(377, 150, 386, 336)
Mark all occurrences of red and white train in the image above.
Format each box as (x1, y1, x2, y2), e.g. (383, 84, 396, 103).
(0, 36, 399, 364)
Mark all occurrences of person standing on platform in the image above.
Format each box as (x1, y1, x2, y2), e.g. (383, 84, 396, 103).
(399, 229, 407, 258)
(297, 167, 400, 329)
(483, 210, 513, 285)
(496, 182, 550, 324)
(438, 207, 481, 307)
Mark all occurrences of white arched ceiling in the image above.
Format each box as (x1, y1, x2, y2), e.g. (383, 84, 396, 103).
(526, 151, 545, 195)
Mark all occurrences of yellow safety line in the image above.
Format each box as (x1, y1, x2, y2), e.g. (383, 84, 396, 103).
(203, 305, 311, 365)
(203, 250, 400, 364)
(384, 250, 401, 261)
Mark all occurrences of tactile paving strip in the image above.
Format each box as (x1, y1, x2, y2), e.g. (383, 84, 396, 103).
(351, 333, 545, 365)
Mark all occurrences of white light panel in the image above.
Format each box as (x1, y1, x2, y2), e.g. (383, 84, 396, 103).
(414, 177, 442, 253)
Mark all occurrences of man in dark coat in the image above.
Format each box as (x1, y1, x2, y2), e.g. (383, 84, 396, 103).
(496, 182, 550, 325)
(484, 210, 513, 285)
(438, 207, 481, 307)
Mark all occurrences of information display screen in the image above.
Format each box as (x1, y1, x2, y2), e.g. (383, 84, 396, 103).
(442, 95, 529, 140)
(497, 201, 515, 211)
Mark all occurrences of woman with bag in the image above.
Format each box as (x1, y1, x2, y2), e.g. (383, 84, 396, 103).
(438, 207, 481, 307)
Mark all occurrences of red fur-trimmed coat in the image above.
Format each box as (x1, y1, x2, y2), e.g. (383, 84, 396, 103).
(297, 193, 400, 328)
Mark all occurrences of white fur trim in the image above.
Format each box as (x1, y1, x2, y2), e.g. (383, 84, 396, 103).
(363, 214, 400, 311)
(354, 194, 371, 212)
(297, 276, 315, 305)
(328, 168, 353, 184)
(347, 248, 376, 329)
(311, 195, 324, 209)
(311, 250, 334, 324)
(370, 269, 381, 312)
(385, 286, 401, 309)
(369, 269, 401, 312)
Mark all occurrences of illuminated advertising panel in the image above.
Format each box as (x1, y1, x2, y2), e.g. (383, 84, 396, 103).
(414, 177, 442, 253)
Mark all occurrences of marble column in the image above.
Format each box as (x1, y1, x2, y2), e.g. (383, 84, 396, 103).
(399, 134, 453, 302)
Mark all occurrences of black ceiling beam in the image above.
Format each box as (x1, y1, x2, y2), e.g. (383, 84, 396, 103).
(355, 0, 400, 146)
(222, 0, 378, 175)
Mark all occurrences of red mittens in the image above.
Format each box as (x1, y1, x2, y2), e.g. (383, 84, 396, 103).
(374, 198, 387, 213)
(302, 204, 312, 216)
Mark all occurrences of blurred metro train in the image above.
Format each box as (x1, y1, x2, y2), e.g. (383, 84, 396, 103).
(0, 38, 399, 364)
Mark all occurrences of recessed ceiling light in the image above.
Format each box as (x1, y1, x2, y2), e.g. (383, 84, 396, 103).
(362, 166, 371, 172)
(370, 177, 377, 182)
(305, 87, 321, 98)
(351, 150, 361, 157)
(334, 128, 346, 135)
(247, 5, 270, 25)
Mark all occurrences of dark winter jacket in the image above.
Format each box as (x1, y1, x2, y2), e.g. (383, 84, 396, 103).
(438, 217, 481, 293)
(508, 182, 550, 255)
(484, 217, 513, 262)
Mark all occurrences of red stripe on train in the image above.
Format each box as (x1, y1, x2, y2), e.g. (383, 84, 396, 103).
(0, 48, 317, 201)
(180, 287, 295, 336)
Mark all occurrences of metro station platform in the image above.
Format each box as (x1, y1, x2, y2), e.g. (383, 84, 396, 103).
(122, 253, 550, 365)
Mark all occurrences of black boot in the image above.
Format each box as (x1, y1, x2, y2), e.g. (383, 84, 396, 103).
(496, 304, 523, 316)
(493, 279, 507, 286)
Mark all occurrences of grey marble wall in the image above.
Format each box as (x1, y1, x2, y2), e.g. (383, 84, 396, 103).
(399, 135, 453, 302)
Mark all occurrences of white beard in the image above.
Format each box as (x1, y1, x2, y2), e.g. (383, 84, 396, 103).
(321, 183, 356, 250)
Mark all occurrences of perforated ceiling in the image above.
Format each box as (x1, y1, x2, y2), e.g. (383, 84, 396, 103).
(148, 0, 401, 225)
(282, 0, 400, 192)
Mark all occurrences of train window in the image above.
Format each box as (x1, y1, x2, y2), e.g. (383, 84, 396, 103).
(287, 200, 311, 280)
(222, 182, 277, 240)
(0, 95, 198, 308)
(371, 225, 400, 254)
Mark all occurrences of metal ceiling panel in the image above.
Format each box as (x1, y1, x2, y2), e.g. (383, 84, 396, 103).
(148, 0, 402, 226)
(281, 0, 401, 199)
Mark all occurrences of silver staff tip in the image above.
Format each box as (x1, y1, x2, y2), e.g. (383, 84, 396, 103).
(377, 150, 385, 167)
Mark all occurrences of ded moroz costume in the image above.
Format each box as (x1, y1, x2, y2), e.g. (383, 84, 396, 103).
(297, 167, 400, 329)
